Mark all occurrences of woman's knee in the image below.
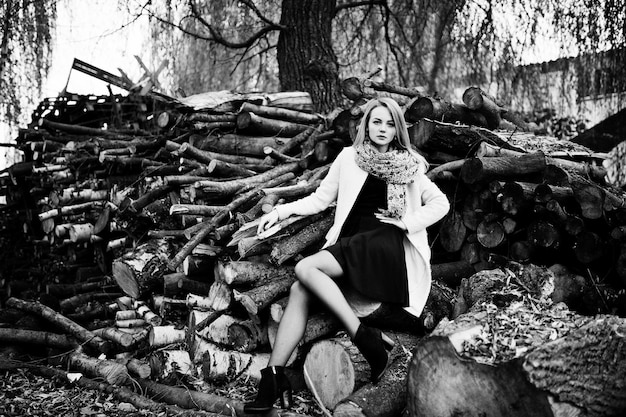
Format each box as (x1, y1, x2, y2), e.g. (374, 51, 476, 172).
(289, 281, 311, 302)
(294, 258, 315, 283)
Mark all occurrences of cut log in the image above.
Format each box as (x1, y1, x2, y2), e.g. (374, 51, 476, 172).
(232, 275, 295, 322)
(112, 238, 179, 299)
(411, 119, 517, 157)
(49, 188, 108, 207)
(326, 332, 422, 417)
(215, 260, 295, 286)
(193, 161, 300, 196)
(341, 77, 420, 102)
(148, 349, 195, 381)
(461, 152, 547, 184)
(476, 215, 506, 248)
(432, 260, 475, 288)
(68, 351, 128, 385)
(38, 201, 101, 222)
(190, 133, 291, 158)
(498, 181, 534, 216)
(197, 339, 269, 382)
(125, 358, 152, 379)
(462, 86, 505, 130)
(183, 254, 215, 278)
(196, 314, 268, 352)
(148, 325, 187, 348)
(0, 328, 77, 349)
(262, 125, 320, 164)
(405, 97, 489, 127)
(573, 231, 604, 264)
(163, 272, 213, 297)
(439, 210, 467, 252)
(407, 314, 626, 417)
(239, 102, 322, 124)
(6, 297, 111, 353)
(173, 141, 270, 169)
(269, 214, 334, 264)
(136, 378, 247, 416)
(303, 337, 369, 410)
(528, 219, 560, 250)
(170, 204, 221, 217)
(186, 282, 232, 311)
(207, 158, 256, 178)
(237, 111, 310, 137)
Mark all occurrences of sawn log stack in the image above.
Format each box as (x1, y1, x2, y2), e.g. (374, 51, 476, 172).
(0, 83, 625, 416)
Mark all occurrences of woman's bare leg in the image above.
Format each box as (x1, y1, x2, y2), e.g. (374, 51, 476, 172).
(268, 281, 312, 366)
(294, 250, 360, 338)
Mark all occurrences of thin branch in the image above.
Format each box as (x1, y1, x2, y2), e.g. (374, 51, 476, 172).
(185, 0, 282, 49)
(239, 0, 282, 28)
(335, 0, 386, 15)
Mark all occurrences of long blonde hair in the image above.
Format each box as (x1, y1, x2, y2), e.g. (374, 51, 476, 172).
(353, 97, 428, 171)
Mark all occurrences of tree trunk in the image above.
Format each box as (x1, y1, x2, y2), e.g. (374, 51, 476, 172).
(278, 0, 341, 113)
(407, 315, 626, 417)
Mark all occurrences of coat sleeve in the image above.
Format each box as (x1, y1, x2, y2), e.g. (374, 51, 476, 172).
(273, 149, 344, 220)
(401, 174, 450, 234)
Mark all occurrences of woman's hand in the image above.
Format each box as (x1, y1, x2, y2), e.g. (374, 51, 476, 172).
(375, 210, 407, 231)
(256, 209, 280, 235)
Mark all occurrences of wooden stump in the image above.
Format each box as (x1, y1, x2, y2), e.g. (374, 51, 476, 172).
(407, 315, 626, 417)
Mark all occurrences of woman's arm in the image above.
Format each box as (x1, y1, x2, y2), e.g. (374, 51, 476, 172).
(257, 148, 346, 234)
(273, 149, 344, 219)
(401, 175, 450, 234)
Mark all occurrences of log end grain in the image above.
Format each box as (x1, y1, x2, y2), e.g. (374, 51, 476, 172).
(112, 260, 140, 299)
(303, 339, 355, 410)
(407, 336, 553, 417)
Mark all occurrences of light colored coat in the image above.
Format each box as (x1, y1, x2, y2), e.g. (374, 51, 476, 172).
(274, 146, 450, 317)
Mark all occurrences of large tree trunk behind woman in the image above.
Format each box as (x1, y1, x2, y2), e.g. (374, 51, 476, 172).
(277, 0, 343, 113)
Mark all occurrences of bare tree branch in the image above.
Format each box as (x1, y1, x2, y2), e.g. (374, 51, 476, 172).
(178, 0, 282, 49)
(239, 0, 282, 28)
(335, 0, 386, 15)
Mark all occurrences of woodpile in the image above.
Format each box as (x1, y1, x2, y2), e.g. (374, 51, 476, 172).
(0, 81, 625, 416)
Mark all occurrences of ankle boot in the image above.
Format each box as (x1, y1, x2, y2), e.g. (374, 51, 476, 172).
(353, 324, 394, 383)
(244, 366, 292, 413)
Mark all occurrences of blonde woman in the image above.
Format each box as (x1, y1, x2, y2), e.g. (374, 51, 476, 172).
(245, 97, 450, 413)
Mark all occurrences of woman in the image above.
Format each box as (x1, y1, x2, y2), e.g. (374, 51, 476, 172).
(244, 97, 450, 413)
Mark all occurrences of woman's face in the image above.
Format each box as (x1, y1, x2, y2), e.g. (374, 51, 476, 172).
(367, 105, 396, 153)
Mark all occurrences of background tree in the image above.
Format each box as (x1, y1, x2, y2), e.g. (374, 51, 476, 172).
(0, 0, 56, 132)
(132, 0, 625, 113)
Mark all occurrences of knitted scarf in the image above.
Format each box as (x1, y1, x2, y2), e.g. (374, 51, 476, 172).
(354, 142, 422, 219)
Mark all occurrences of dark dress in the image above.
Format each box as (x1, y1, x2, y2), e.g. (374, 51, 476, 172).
(325, 174, 409, 305)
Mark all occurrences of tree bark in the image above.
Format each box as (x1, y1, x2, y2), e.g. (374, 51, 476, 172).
(198, 339, 269, 383)
(407, 315, 626, 417)
(269, 214, 334, 264)
(195, 314, 268, 353)
(6, 297, 111, 353)
(460, 152, 547, 184)
(278, 0, 341, 113)
(332, 333, 422, 417)
(112, 238, 179, 299)
(215, 260, 295, 286)
(190, 133, 291, 157)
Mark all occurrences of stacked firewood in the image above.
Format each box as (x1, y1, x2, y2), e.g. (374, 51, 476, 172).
(342, 79, 626, 416)
(1, 80, 625, 416)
